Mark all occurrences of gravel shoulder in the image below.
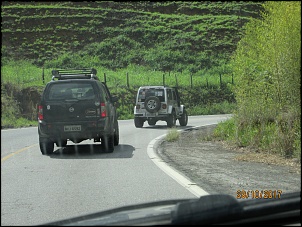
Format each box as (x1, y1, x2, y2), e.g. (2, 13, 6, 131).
(156, 125, 301, 198)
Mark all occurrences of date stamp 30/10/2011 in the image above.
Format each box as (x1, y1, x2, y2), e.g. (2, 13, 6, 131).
(237, 189, 283, 199)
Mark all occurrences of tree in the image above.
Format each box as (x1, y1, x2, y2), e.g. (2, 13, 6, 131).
(230, 1, 301, 157)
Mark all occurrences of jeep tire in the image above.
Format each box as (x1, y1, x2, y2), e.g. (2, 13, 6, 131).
(167, 110, 176, 128)
(179, 109, 188, 126)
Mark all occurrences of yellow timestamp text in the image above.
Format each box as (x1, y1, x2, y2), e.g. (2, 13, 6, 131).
(237, 189, 283, 199)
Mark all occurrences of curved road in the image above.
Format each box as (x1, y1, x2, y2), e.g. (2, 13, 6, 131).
(1, 115, 231, 225)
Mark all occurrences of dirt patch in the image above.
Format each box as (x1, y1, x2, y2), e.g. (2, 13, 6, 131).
(2, 83, 42, 121)
(156, 125, 301, 197)
(18, 86, 42, 120)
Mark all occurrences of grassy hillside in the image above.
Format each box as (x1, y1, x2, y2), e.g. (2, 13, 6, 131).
(1, 1, 264, 71)
(1, 1, 263, 128)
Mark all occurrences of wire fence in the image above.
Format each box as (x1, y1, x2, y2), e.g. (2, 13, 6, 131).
(40, 68, 234, 90)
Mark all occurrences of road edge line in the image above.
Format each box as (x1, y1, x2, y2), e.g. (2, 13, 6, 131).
(147, 124, 218, 198)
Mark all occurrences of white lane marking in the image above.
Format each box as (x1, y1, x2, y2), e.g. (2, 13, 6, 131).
(147, 125, 215, 198)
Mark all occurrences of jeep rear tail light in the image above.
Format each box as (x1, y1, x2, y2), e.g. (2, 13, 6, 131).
(162, 104, 167, 109)
(101, 103, 106, 117)
(38, 105, 43, 120)
(136, 104, 140, 109)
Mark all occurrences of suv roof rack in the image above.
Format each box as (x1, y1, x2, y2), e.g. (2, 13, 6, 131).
(51, 68, 98, 80)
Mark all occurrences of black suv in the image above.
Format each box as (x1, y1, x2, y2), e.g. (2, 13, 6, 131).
(38, 68, 119, 155)
(134, 85, 188, 128)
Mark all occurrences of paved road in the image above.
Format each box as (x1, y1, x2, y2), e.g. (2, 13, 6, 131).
(1, 115, 231, 225)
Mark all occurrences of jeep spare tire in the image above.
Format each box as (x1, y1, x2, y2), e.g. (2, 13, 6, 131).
(145, 96, 161, 113)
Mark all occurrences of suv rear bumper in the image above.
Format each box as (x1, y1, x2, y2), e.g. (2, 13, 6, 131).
(38, 119, 112, 141)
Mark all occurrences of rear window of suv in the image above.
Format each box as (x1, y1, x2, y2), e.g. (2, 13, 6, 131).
(138, 88, 165, 102)
(46, 82, 96, 100)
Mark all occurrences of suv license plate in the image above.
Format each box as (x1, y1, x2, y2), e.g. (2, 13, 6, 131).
(64, 125, 81, 132)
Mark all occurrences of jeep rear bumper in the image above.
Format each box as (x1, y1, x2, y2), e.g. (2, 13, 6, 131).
(134, 114, 170, 121)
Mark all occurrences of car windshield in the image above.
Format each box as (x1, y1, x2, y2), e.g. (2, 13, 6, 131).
(1, 1, 300, 226)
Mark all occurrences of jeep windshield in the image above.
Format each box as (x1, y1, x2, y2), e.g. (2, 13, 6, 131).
(138, 88, 165, 102)
(46, 82, 96, 101)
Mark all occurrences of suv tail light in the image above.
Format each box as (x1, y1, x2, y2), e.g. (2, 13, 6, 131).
(38, 105, 43, 120)
(162, 103, 167, 109)
(101, 103, 106, 117)
(136, 104, 140, 109)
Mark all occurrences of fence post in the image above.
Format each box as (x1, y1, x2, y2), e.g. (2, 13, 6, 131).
(42, 67, 45, 84)
(220, 74, 222, 88)
(175, 74, 178, 87)
(190, 73, 193, 88)
(206, 78, 209, 88)
(126, 72, 129, 88)
(232, 74, 234, 84)
(163, 74, 165, 86)
(104, 73, 106, 84)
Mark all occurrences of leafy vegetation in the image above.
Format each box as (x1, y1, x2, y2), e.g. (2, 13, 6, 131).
(165, 128, 180, 142)
(214, 1, 301, 160)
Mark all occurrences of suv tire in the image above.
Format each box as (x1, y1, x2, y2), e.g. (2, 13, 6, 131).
(179, 109, 188, 126)
(114, 120, 119, 146)
(167, 110, 176, 128)
(39, 140, 54, 155)
(144, 96, 161, 113)
(134, 117, 144, 128)
(102, 135, 114, 153)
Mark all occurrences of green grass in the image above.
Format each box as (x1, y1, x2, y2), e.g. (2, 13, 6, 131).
(2, 1, 264, 71)
(1, 60, 47, 88)
(1, 116, 38, 129)
(213, 117, 301, 161)
(187, 101, 236, 116)
(1, 61, 234, 89)
(165, 128, 180, 142)
(1, 60, 237, 129)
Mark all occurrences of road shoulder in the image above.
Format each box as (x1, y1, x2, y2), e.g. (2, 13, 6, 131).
(156, 125, 301, 198)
